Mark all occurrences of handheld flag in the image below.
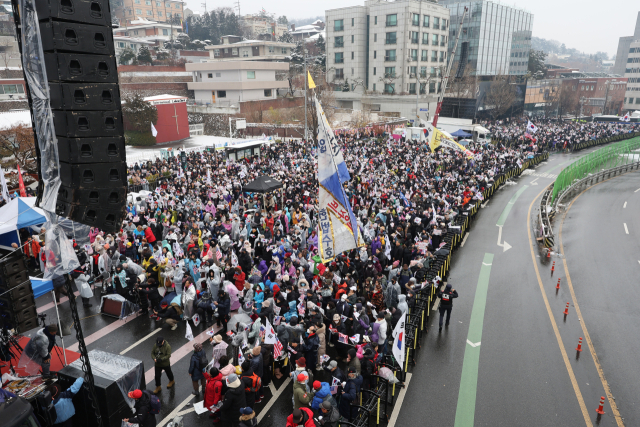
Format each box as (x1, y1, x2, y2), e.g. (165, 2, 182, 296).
(16, 164, 26, 197)
(620, 113, 630, 122)
(274, 338, 283, 358)
(238, 349, 245, 364)
(151, 122, 158, 137)
(264, 319, 277, 344)
(0, 166, 10, 202)
(216, 248, 222, 261)
(424, 125, 473, 159)
(349, 334, 360, 344)
(185, 322, 194, 341)
(392, 312, 406, 364)
(527, 120, 538, 134)
(287, 345, 297, 354)
(231, 250, 238, 267)
(338, 333, 348, 344)
(308, 71, 316, 89)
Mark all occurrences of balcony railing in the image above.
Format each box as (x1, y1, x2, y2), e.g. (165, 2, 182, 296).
(334, 25, 344, 31)
(335, 73, 344, 79)
(386, 21, 397, 27)
(384, 56, 396, 62)
(433, 24, 440, 30)
(335, 58, 344, 63)
(411, 38, 419, 44)
(334, 41, 344, 48)
(439, 58, 444, 62)
(385, 39, 397, 45)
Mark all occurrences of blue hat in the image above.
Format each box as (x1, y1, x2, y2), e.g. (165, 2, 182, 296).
(240, 407, 254, 415)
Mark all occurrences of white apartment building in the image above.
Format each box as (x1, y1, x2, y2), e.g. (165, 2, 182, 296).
(186, 61, 289, 105)
(114, 36, 155, 62)
(326, 0, 450, 119)
(241, 15, 288, 39)
(205, 36, 296, 62)
(112, 18, 182, 47)
(623, 40, 640, 112)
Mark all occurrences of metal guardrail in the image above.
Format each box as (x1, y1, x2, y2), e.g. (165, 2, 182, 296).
(538, 184, 555, 248)
(551, 133, 640, 204)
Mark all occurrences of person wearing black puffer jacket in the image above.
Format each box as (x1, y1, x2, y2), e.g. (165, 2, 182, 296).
(124, 389, 157, 427)
(437, 284, 458, 332)
(220, 374, 246, 427)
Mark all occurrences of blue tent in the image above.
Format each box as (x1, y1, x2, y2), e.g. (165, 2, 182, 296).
(451, 129, 472, 137)
(0, 197, 47, 250)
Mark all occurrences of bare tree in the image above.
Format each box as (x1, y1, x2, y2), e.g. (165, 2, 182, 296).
(0, 37, 18, 70)
(0, 124, 38, 188)
(558, 85, 579, 117)
(486, 75, 516, 119)
(447, 63, 476, 99)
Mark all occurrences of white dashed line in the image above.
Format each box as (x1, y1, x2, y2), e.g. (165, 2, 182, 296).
(635, 188, 640, 193)
(461, 232, 470, 247)
(624, 223, 629, 234)
(624, 201, 627, 209)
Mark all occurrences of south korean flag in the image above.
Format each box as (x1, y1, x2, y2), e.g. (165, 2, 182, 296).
(527, 120, 538, 134)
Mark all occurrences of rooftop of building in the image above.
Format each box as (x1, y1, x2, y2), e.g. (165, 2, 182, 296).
(558, 71, 624, 79)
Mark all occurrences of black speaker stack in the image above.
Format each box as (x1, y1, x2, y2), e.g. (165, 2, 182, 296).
(33, 0, 127, 233)
(455, 41, 469, 79)
(0, 253, 38, 333)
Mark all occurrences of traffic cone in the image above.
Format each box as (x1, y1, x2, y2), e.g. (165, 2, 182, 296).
(576, 337, 583, 352)
(596, 396, 605, 415)
(556, 278, 561, 290)
(563, 302, 570, 316)
(546, 249, 551, 258)
(551, 261, 555, 272)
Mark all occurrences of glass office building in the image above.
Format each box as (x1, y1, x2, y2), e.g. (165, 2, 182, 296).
(439, 0, 533, 76)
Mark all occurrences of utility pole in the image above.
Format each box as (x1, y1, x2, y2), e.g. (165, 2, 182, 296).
(304, 48, 308, 141)
(201, 2, 207, 14)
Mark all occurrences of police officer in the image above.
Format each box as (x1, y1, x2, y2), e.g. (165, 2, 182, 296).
(437, 284, 458, 332)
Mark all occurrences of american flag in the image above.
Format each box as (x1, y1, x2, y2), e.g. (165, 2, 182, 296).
(216, 248, 222, 260)
(274, 338, 283, 358)
(259, 325, 266, 339)
(338, 333, 348, 344)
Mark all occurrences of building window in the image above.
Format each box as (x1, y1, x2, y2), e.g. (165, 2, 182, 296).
(351, 18, 354, 26)
(386, 14, 397, 27)
(268, 46, 274, 53)
(385, 32, 396, 44)
(216, 73, 221, 77)
(335, 69, 344, 79)
(384, 83, 395, 94)
(423, 33, 429, 45)
(135, 8, 141, 14)
(374, 16, 377, 25)
(214, 49, 220, 57)
(629, 97, 634, 104)
(420, 66, 427, 77)
(410, 49, 418, 61)
(134, 0, 140, 3)
(420, 82, 426, 94)
(335, 52, 344, 63)
(409, 83, 416, 94)
(146, 10, 152, 16)
(133, 30, 139, 35)
(281, 48, 287, 54)
(351, 52, 354, 60)
(145, 0, 150, 4)
(429, 81, 436, 93)
(412, 13, 420, 26)
(410, 31, 419, 44)
(334, 19, 344, 31)
(409, 66, 417, 76)
(162, 29, 168, 35)
(351, 68, 354, 76)
(247, 71, 255, 79)
(385, 50, 396, 61)
(441, 18, 447, 30)
(431, 51, 437, 62)
(218, 90, 226, 98)
(373, 83, 376, 91)
(374, 51, 376, 59)
(433, 17, 440, 30)
(432, 34, 438, 45)
(164, 2, 170, 6)
(157, 11, 162, 16)
(421, 50, 428, 61)
(351, 35, 354, 43)
(636, 98, 640, 104)
(167, 12, 171, 17)
(335, 36, 344, 47)
(232, 48, 238, 55)
(118, 42, 125, 48)
(242, 50, 249, 57)
(423, 15, 430, 27)
(373, 67, 376, 75)
(384, 66, 395, 77)
(156, 1, 160, 6)
(264, 89, 272, 97)
(208, 73, 213, 78)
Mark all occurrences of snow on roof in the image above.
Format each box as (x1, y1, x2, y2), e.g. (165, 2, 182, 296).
(113, 35, 155, 44)
(0, 110, 31, 130)
(291, 25, 322, 33)
(144, 94, 188, 101)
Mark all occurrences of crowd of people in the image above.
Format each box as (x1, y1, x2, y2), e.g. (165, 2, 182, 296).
(8, 117, 640, 427)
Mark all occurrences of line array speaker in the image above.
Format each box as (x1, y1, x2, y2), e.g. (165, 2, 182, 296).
(0, 253, 38, 333)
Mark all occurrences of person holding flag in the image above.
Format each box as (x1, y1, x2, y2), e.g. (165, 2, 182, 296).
(526, 119, 539, 134)
(392, 311, 406, 369)
(437, 284, 458, 332)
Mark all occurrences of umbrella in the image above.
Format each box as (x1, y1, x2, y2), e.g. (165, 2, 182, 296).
(451, 129, 472, 137)
(242, 175, 283, 193)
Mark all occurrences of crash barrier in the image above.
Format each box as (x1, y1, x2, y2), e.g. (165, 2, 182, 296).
(569, 131, 640, 153)
(337, 152, 549, 427)
(538, 184, 555, 248)
(551, 134, 640, 204)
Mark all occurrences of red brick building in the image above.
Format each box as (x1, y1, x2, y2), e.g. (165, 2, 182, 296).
(560, 76, 628, 116)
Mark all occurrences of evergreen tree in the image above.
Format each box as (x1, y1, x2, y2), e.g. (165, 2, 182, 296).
(278, 31, 294, 43)
(277, 15, 289, 25)
(137, 46, 153, 65)
(119, 47, 137, 65)
(121, 93, 158, 132)
(314, 34, 325, 54)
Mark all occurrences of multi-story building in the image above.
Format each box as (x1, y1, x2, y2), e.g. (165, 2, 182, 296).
(113, 36, 155, 63)
(290, 21, 325, 41)
(559, 74, 628, 116)
(623, 40, 640, 112)
(205, 36, 295, 62)
(612, 12, 640, 77)
(186, 61, 289, 105)
(325, 0, 450, 119)
(112, 18, 182, 48)
(111, 0, 185, 26)
(241, 15, 288, 40)
(439, 0, 533, 76)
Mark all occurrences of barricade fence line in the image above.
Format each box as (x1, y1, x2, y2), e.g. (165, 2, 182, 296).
(336, 152, 548, 427)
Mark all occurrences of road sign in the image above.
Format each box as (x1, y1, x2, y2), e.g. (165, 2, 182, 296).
(420, 108, 429, 111)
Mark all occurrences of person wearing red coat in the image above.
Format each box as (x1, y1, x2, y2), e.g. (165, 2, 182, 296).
(144, 225, 156, 244)
(233, 266, 246, 291)
(204, 367, 224, 421)
(286, 408, 316, 427)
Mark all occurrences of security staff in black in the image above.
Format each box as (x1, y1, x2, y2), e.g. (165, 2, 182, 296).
(437, 284, 458, 332)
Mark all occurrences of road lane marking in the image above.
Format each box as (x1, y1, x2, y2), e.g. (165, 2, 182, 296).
(454, 253, 493, 427)
(68, 317, 133, 352)
(624, 223, 629, 234)
(387, 373, 412, 427)
(623, 201, 627, 209)
(120, 328, 162, 355)
(37, 291, 81, 313)
(558, 184, 625, 427)
(496, 225, 512, 252)
(460, 232, 470, 247)
(496, 185, 529, 227)
(158, 393, 195, 427)
(527, 187, 593, 427)
(257, 378, 292, 423)
(635, 188, 640, 192)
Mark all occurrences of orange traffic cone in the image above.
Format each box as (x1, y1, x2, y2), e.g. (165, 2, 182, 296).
(596, 396, 605, 415)
(576, 337, 583, 352)
(547, 249, 551, 258)
(551, 261, 555, 272)
(563, 302, 570, 316)
(556, 278, 561, 290)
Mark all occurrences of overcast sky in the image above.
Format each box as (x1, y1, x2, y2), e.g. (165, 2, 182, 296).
(186, 0, 638, 56)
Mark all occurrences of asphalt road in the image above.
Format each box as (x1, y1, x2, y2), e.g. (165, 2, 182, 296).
(26, 146, 639, 427)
